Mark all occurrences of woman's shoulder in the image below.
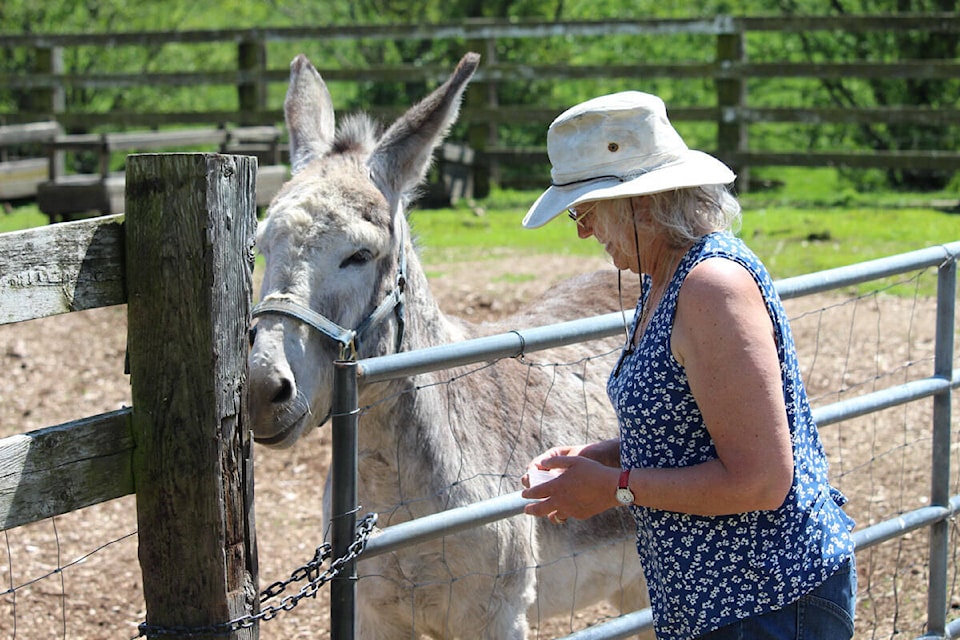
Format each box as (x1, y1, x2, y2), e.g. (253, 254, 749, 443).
(683, 232, 770, 288)
(681, 254, 762, 304)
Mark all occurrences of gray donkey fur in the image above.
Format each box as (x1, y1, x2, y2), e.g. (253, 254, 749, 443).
(248, 52, 650, 639)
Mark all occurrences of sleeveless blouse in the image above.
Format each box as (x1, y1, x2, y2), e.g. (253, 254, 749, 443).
(607, 232, 855, 639)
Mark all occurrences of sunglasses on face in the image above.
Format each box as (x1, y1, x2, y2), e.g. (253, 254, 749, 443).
(567, 203, 596, 225)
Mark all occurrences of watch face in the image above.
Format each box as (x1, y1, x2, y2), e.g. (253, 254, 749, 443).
(616, 487, 634, 505)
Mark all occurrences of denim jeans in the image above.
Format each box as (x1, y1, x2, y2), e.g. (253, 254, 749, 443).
(697, 556, 857, 640)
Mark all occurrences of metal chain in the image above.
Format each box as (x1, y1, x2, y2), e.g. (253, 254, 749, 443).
(135, 513, 378, 638)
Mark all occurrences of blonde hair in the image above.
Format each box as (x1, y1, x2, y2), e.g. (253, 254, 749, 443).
(591, 185, 741, 256)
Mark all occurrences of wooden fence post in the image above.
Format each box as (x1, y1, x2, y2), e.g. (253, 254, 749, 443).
(465, 36, 496, 198)
(32, 45, 66, 179)
(30, 45, 65, 117)
(126, 153, 259, 639)
(238, 38, 267, 126)
(716, 29, 750, 191)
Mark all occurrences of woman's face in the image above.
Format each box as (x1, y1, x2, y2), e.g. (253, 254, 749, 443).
(572, 199, 642, 273)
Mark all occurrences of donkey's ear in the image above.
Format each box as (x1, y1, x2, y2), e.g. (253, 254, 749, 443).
(368, 52, 480, 201)
(284, 55, 336, 174)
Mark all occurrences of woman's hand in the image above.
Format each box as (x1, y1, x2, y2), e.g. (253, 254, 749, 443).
(521, 446, 621, 523)
(521, 445, 585, 489)
(521, 439, 619, 488)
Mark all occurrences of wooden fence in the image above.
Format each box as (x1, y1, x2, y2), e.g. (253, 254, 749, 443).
(34, 125, 287, 222)
(0, 121, 61, 200)
(1, 14, 959, 195)
(0, 153, 259, 638)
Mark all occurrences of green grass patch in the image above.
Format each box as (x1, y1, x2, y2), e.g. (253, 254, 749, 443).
(410, 183, 957, 297)
(408, 205, 607, 263)
(743, 166, 960, 209)
(3, 172, 956, 299)
(740, 206, 953, 278)
(740, 205, 955, 297)
(0, 204, 46, 233)
(493, 273, 538, 284)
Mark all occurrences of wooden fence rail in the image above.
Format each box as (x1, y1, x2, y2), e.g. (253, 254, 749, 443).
(0, 153, 259, 638)
(1, 15, 958, 193)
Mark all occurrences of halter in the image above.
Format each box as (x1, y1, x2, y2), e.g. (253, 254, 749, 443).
(251, 209, 408, 361)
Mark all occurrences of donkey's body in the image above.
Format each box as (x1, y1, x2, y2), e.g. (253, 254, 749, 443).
(249, 52, 649, 639)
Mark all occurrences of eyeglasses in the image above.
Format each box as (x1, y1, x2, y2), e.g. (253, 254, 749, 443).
(567, 203, 596, 226)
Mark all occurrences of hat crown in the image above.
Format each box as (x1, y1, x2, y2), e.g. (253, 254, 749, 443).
(521, 91, 734, 229)
(547, 91, 688, 186)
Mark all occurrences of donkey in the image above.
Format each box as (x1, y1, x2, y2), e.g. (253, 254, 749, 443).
(248, 52, 650, 639)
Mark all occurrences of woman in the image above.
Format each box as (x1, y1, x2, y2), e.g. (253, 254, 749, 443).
(520, 91, 856, 639)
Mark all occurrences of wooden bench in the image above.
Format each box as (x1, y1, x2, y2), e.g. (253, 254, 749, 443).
(0, 122, 62, 202)
(36, 126, 288, 222)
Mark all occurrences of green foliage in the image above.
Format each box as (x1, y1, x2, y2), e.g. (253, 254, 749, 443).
(1, 0, 957, 191)
(0, 0, 292, 121)
(749, 0, 960, 190)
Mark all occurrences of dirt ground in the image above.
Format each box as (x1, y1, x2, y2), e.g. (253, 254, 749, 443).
(1, 252, 957, 639)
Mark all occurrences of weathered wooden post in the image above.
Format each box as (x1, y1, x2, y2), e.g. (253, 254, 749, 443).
(126, 153, 259, 639)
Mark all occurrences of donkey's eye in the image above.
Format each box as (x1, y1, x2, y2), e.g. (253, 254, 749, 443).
(339, 249, 373, 268)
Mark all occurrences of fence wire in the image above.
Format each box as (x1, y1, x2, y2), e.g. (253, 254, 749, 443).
(327, 255, 958, 640)
(1, 249, 957, 639)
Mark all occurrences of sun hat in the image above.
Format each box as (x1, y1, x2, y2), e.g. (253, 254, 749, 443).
(522, 91, 736, 229)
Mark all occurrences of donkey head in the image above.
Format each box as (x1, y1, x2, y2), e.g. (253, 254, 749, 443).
(249, 52, 480, 448)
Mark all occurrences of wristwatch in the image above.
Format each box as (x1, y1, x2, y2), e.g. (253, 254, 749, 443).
(616, 469, 635, 505)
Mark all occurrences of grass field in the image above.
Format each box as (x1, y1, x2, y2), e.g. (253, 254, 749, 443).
(3, 167, 957, 294)
(408, 167, 958, 295)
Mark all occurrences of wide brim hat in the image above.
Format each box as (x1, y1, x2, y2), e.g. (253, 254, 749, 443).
(522, 91, 736, 228)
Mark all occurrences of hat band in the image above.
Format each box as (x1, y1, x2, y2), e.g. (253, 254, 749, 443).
(550, 174, 628, 188)
(551, 149, 690, 188)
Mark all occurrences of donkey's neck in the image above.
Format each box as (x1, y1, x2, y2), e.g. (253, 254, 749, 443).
(354, 243, 486, 519)
(400, 240, 471, 349)
(356, 371, 468, 520)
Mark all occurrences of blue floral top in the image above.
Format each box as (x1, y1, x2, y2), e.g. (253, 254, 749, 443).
(608, 232, 855, 639)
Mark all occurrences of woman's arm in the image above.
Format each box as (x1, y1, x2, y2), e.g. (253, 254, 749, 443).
(663, 257, 794, 515)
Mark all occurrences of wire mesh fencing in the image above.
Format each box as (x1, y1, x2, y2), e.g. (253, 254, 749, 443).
(1, 243, 957, 639)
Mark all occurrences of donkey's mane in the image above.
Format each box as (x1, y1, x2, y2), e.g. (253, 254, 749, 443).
(332, 113, 382, 156)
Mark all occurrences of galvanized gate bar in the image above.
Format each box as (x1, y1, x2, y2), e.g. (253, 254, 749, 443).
(331, 242, 959, 640)
(357, 309, 635, 384)
(944, 615, 960, 639)
(775, 241, 960, 300)
(927, 254, 957, 636)
(330, 360, 360, 640)
(562, 609, 655, 640)
(852, 495, 960, 550)
(358, 242, 960, 384)
(812, 373, 960, 427)
(354, 368, 960, 564)
(361, 492, 532, 559)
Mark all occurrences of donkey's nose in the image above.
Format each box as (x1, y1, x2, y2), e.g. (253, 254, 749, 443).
(272, 377, 294, 404)
(248, 345, 298, 411)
